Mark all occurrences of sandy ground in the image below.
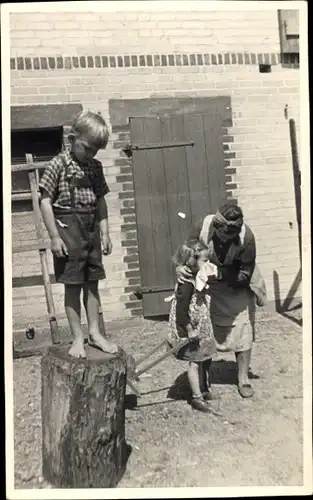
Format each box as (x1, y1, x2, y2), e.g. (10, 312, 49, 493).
(12, 308, 304, 489)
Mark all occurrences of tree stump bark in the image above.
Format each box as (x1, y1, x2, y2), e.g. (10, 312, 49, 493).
(41, 344, 129, 488)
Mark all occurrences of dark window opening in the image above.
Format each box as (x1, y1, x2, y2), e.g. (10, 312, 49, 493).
(11, 126, 63, 195)
(259, 64, 272, 73)
(11, 126, 63, 164)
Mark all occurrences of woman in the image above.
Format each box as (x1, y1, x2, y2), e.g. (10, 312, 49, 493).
(176, 203, 260, 398)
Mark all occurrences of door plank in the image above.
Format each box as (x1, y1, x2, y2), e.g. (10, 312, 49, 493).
(141, 117, 174, 286)
(160, 114, 192, 253)
(141, 289, 174, 317)
(183, 113, 213, 220)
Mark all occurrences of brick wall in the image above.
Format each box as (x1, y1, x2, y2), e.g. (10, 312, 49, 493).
(10, 9, 301, 328)
(10, 11, 282, 57)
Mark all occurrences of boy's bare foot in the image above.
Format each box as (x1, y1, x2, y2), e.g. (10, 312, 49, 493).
(68, 338, 86, 358)
(88, 332, 118, 355)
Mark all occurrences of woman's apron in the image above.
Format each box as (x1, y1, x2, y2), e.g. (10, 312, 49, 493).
(199, 214, 257, 352)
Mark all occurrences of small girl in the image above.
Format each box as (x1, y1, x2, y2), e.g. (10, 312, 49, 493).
(168, 238, 218, 413)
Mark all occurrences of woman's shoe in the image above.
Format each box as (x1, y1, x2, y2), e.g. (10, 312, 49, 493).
(238, 383, 254, 398)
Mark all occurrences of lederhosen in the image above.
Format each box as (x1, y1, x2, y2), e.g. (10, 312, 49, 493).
(52, 155, 105, 285)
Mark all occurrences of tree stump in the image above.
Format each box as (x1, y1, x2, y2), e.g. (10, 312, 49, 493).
(41, 344, 129, 488)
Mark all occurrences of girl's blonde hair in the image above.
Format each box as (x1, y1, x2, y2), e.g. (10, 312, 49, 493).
(71, 110, 109, 149)
(173, 238, 207, 268)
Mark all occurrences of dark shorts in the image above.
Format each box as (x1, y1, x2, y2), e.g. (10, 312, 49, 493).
(53, 207, 105, 285)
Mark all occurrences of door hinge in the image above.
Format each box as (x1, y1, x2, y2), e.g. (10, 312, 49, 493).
(135, 285, 175, 295)
(132, 141, 194, 151)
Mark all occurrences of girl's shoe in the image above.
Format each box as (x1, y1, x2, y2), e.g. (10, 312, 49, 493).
(202, 390, 220, 401)
(190, 397, 211, 413)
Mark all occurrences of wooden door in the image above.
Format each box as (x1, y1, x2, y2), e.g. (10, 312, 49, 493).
(130, 112, 226, 317)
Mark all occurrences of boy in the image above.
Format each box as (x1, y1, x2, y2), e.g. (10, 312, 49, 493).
(39, 110, 118, 358)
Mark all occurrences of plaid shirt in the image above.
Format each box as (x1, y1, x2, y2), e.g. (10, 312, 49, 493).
(38, 149, 109, 208)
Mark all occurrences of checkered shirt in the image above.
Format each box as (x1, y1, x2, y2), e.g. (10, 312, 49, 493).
(38, 149, 109, 208)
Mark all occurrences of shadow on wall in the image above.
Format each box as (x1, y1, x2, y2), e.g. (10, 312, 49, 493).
(272, 116, 303, 328)
(273, 270, 302, 327)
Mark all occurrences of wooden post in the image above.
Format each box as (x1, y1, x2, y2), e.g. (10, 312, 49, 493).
(26, 153, 60, 344)
(98, 303, 107, 338)
(41, 344, 129, 488)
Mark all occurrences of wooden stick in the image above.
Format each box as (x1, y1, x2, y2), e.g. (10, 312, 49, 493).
(98, 303, 107, 338)
(13, 240, 51, 253)
(135, 338, 190, 378)
(12, 192, 41, 202)
(27, 154, 60, 345)
(135, 338, 168, 367)
(125, 338, 190, 398)
(126, 339, 172, 398)
(12, 161, 47, 172)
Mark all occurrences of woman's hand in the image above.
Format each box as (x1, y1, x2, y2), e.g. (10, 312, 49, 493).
(176, 265, 193, 284)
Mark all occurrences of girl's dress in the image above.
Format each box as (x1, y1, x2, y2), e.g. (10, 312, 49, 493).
(168, 280, 217, 362)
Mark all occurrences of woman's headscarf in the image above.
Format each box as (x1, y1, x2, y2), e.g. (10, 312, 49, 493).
(213, 209, 243, 232)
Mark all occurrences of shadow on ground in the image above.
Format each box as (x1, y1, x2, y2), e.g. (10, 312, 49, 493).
(273, 270, 302, 328)
(278, 303, 303, 328)
(167, 361, 260, 401)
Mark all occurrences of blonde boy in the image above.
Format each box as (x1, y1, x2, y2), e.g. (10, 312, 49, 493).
(39, 110, 118, 358)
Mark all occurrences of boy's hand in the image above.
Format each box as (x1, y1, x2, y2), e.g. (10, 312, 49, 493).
(176, 265, 193, 284)
(101, 234, 112, 255)
(51, 236, 68, 258)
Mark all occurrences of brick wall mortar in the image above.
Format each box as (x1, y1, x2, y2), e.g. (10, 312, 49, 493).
(10, 11, 281, 57)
